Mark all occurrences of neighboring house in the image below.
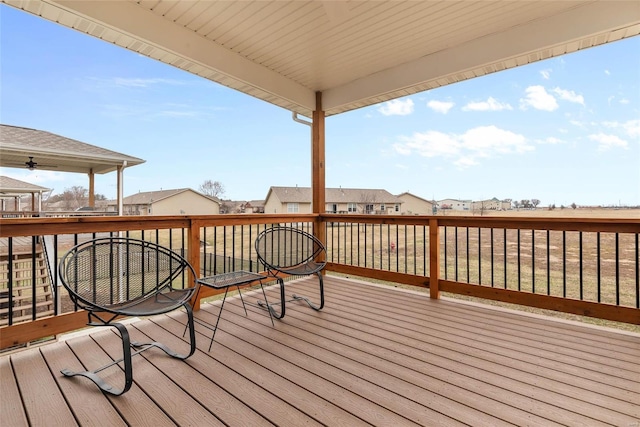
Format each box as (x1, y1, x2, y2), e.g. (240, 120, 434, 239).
(396, 192, 435, 215)
(109, 188, 219, 215)
(437, 198, 472, 211)
(245, 200, 265, 213)
(217, 200, 264, 214)
(264, 186, 402, 215)
(471, 197, 511, 211)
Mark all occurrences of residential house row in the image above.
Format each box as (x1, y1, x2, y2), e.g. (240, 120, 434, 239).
(1, 177, 511, 216)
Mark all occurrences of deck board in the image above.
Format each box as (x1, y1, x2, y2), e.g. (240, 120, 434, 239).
(1, 275, 639, 427)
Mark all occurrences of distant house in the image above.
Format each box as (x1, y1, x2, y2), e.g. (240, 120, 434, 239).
(264, 186, 402, 214)
(471, 197, 511, 211)
(218, 199, 265, 214)
(396, 192, 435, 215)
(109, 188, 219, 215)
(244, 200, 265, 213)
(437, 198, 472, 211)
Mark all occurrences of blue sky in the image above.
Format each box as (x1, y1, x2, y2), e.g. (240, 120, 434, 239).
(1, 5, 639, 207)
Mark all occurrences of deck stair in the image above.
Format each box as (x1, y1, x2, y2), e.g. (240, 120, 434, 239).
(0, 237, 54, 326)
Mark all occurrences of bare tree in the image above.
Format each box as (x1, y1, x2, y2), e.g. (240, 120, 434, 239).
(61, 186, 88, 210)
(199, 180, 225, 198)
(531, 199, 540, 208)
(357, 192, 378, 214)
(473, 201, 487, 216)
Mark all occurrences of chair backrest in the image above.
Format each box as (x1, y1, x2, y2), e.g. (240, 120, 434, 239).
(255, 227, 325, 271)
(58, 237, 195, 310)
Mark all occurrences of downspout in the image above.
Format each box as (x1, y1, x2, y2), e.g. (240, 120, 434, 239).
(117, 161, 127, 216)
(292, 112, 312, 128)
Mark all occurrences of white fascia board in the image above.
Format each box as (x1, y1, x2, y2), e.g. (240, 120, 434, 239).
(322, 1, 640, 113)
(51, 0, 316, 112)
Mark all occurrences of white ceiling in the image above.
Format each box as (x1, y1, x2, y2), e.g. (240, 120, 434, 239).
(3, 1, 640, 118)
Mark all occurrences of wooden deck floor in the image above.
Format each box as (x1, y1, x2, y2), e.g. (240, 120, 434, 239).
(2, 275, 639, 426)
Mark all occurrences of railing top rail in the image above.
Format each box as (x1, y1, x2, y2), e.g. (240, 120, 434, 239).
(320, 213, 640, 233)
(0, 214, 319, 238)
(2, 213, 638, 239)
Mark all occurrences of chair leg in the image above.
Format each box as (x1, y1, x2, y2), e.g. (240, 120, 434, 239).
(258, 281, 275, 326)
(61, 304, 196, 396)
(154, 302, 196, 359)
(257, 278, 286, 319)
(60, 322, 134, 396)
(292, 272, 325, 311)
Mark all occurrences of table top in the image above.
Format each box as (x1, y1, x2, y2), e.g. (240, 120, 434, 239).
(197, 270, 265, 289)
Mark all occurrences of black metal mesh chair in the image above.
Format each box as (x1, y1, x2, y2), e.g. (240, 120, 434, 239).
(255, 226, 326, 319)
(57, 237, 198, 395)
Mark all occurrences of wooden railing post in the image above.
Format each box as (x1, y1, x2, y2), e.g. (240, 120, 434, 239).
(429, 219, 440, 299)
(188, 219, 202, 310)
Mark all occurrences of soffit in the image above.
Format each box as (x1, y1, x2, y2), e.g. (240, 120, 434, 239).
(3, 0, 640, 117)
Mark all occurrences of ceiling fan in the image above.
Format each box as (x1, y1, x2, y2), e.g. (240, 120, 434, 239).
(2, 156, 58, 171)
(2, 156, 59, 171)
(25, 156, 38, 170)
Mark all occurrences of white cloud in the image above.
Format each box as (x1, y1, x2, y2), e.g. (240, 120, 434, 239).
(540, 69, 552, 80)
(378, 99, 414, 116)
(619, 98, 630, 105)
(462, 97, 512, 112)
(624, 119, 640, 138)
(605, 69, 611, 76)
(460, 126, 532, 156)
(602, 119, 640, 138)
(519, 86, 558, 111)
(392, 125, 532, 168)
(552, 87, 585, 106)
(393, 130, 460, 158)
(588, 133, 628, 151)
(426, 100, 455, 114)
(536, 137, 565, 144)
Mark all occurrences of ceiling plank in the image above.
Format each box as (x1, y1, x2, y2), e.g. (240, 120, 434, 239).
(51, 0, 316, 112)
(322, 1, 640, 114)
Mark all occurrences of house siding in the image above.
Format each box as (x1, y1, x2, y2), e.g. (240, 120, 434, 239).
(151, 191, 219, 215)
(397, 193, 434, 215)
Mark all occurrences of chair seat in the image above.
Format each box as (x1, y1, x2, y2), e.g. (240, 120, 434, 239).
(100, 288, 196, 317)
(279, 261, 326, 276)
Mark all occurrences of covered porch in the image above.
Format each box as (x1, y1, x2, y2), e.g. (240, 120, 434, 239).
(3, 274, 638, 426)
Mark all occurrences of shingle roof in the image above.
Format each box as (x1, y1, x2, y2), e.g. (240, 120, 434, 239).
(396, 192, 434, 204)
(0, 124, 145, 174)
(0, 175, 50, 194)
(268, 187, 402, 204)
(121, 188, 218, 205)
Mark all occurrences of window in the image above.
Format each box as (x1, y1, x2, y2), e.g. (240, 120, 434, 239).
(380, 204, 385, 211)
(395, 204, 400, 212)
(365, 204, 374, 214)
(348, 203, 357, 212)
(287, 203, 299, 213)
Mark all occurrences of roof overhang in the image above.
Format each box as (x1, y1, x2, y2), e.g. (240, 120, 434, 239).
(4, 0, 639, 118)
(0, 124, 145, 174)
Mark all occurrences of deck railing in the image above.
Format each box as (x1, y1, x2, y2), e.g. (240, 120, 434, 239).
(1, 213, 638, 349)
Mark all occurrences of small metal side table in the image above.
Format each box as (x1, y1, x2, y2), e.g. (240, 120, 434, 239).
(195, 271, 274, 351)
